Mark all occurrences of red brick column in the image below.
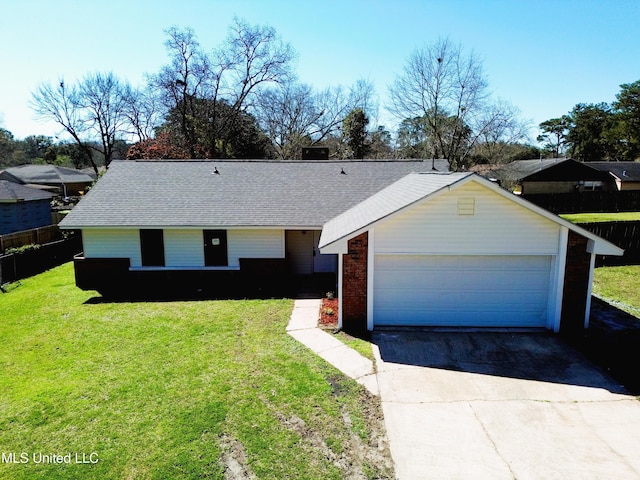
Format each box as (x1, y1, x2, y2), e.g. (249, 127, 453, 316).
(560, 231, 591, 335)
(342, 232, 368, 332)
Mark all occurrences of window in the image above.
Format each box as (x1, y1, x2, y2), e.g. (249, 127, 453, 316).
(140, 229, 165, 266)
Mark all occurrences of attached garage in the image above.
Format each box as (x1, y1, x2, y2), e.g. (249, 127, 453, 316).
(373, 255, 551, 327)
(319, 172, 624, 332)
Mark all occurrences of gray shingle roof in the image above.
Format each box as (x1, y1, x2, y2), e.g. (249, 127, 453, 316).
(589, 162, 640, 182)
(0, 180, 53, 202)
(471, 158, 572, 183)
(319, 172, 471, 248)
(60, 159, 448, 229)
(0, 164, 95, 185)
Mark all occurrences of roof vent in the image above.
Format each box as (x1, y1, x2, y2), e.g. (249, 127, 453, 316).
(213, 167, 220, 175)
(340, 168, 346, 175)
(457, 197, 475, 215)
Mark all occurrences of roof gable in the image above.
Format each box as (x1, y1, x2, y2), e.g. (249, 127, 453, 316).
(319, 172, 470, 248)
(319, 173, 624, 256)
(471, 158, 612, 184)
(521, 159, 610, 182)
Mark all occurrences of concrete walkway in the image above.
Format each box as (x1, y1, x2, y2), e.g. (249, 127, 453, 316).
(286, 299, 379, 395)
(287, 301, 640, 479)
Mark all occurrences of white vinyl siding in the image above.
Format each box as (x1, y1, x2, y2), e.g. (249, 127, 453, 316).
(82, 228, 285, 269)
(227, 229, 284, 267)
(375, 182, 560, 255)
(82, 229, 142, 267)
(164, 229, 204, 267)
(373, 255, 552, 327)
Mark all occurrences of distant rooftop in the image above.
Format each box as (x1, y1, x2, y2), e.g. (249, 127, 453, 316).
(0, 180, 53, 202)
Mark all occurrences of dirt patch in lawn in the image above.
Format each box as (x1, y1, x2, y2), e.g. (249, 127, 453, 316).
(260, 387, 394, 479)
(219, 434, 256, 480)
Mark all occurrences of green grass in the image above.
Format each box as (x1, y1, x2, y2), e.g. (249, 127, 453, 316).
(593, 265, 640, 317)
(0, 263, 392, 479)
(332, 331, 376, 362)
(560, 211, 640, 223)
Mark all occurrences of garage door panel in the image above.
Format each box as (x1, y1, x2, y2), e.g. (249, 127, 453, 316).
(374, 255, 551, 327)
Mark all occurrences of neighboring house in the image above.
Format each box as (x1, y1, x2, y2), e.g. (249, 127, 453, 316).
(0, 180, 53, 235)
(589, 162, 640, 191)
(319, 172, 622, 333)
(59, 159, 448, 296)
(0, 164, 95, 196)
(472, 159, 614, 194)
(60, 159, 622, 333)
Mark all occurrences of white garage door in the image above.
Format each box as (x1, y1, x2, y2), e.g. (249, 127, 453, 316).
(373, 255, 551, 327)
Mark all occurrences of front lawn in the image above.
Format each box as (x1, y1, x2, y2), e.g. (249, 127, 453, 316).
(0, 263, 392, 479)
(593, 264, 640, 317)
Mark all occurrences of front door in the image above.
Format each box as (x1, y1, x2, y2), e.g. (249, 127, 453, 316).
(286, 230, 337, 274)
(286, 230, 314, 274)
(203, 230, 228, 266)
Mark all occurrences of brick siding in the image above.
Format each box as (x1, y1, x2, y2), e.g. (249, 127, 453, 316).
(560, 231, 591, 334)
(341, 232, 368, 331)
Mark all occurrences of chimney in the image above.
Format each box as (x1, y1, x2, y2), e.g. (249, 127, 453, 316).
(301, 147, 329, 160)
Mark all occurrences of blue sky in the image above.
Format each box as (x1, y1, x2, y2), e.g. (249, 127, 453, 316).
(1, 0, 639, 143)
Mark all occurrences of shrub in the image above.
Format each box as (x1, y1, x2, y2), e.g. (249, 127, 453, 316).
(5, 244, 41, 255)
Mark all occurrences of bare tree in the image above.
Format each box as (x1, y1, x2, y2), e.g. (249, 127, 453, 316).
(78, 72, 131, 168)
(31, 72, 133, 173)
(473, 100, 532, 163)
(123, 86, 162, 142)
(148, 26, 213, 158)
(31, 79, 97, 173)
(388, 38, 496, 170)
(149, 20, 295, 158)
(256, 79, 376, 159)
(257, 82, 318, 159)
(224, 18, 295, 111)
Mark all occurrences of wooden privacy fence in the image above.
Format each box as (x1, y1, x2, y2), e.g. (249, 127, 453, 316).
(577, 221, 640, 266)
(523, 191, 640, 214)
(0, 236, 82, 286)
(0, 225, 61, 253)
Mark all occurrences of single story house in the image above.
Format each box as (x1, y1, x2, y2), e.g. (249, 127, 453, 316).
(59, 159, 448, 297)
(0, 180, 53, 235)
(471, 159, 615, 194)
(589, 162, 640, 191)
(0, 164, 95, 196)
(60, 159, 622, 333)
(319, 172, 622, 333)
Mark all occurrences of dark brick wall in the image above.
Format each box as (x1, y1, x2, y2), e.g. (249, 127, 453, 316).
(560, 231, 592, 334)
(342, 232, 368, 332)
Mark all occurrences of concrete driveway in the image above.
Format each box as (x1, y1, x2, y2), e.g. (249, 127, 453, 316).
(372, 330, 640, 480)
